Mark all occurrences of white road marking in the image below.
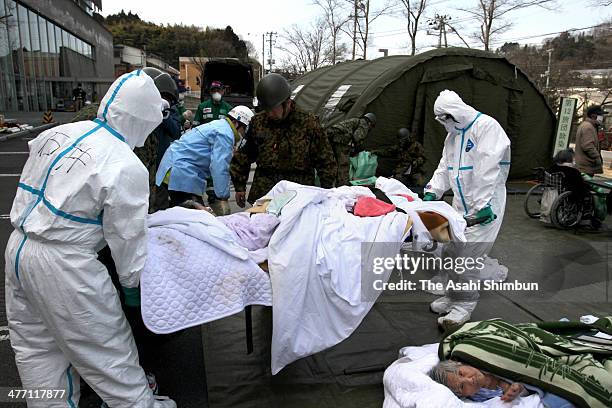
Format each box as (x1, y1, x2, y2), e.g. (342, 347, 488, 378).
(0, 152, 28, 155)
(0, 214, 10, 220)
(0, 174, 21, 177)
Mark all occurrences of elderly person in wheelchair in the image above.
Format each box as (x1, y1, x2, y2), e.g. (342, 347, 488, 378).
(527, 148, 608, 229)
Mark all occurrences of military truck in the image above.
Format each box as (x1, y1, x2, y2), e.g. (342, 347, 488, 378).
(199, 58, 255, 108)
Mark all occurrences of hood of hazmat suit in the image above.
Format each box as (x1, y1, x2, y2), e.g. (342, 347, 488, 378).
(4, 70, 170, 407)
(425, 89, 511, 244)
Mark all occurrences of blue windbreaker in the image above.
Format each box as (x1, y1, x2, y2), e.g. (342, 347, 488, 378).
(156, 118, 236, 198)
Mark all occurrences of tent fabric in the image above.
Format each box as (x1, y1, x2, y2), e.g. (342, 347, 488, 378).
(291, 48, 556, 179)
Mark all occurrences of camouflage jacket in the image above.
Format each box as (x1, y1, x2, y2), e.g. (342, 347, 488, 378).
(230, 105, 337, 204)
(70, 103, 159, 211)
(374, 139, 426, 176)
(70, 103, 99, 122)
(326, 117, 370, 151)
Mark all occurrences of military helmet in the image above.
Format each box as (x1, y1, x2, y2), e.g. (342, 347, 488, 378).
(142, 67, 179, 103)
(256, 73, 292, 111)
(362, 112, 377, 127)
(398, 127, 411, 143)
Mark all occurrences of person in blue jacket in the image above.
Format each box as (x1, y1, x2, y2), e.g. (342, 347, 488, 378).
(156, 106, 253, 213)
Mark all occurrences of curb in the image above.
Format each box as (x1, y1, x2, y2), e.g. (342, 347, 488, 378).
(0, 122, 58, 142)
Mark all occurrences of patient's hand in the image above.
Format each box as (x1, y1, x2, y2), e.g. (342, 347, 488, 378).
(501, 382, 524, 402)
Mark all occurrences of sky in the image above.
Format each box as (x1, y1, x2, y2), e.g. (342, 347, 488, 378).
(101, 0, 611, 66)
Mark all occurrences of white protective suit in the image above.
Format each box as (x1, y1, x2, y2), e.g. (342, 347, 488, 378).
(425, 90, 511, 245)
(4, 71, 168, 408)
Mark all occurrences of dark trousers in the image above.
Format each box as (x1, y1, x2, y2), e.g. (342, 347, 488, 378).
(168, 189, 204, 207)
(98, 246, 181, 374)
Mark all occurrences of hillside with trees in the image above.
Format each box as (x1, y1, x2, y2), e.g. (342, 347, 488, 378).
(97, 11, 250, 67)
(497, 21, 611, 90)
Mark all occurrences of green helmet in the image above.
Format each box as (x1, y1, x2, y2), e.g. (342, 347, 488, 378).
(362, 112, 377, 127)
(142, 67, 178, 103)
(256, 73, 292, 111)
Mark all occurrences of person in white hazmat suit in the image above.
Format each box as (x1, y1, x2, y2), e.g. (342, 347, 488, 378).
(423, 90, 511, 329)
(4, 71, 177, 408)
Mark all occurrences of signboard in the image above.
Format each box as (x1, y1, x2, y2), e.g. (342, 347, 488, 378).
(553, 97, 577, 157)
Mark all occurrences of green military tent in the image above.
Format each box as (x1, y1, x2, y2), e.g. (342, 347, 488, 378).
(291, 47, 557, 179)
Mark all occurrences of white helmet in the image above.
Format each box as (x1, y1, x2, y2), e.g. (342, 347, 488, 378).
(227, 105, 254, 128)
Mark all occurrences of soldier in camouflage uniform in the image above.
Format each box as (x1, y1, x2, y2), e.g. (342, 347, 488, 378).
(373, 128, 426, 187)
(326, 112, 376, 186)
(231, 73, 336, 206)
(69, 102, 99, 122)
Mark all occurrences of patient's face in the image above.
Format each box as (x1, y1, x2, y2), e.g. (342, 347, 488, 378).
(446, 365, 486, 397)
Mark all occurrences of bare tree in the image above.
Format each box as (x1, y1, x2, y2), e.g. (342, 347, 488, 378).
(459, 0, 557, 51)
(244, 39, 259, 60)
(399, 0, 427, 55)
(314, 0, 351, 64)
(278, 18, 332, 74)
(345, 0, 394, 59)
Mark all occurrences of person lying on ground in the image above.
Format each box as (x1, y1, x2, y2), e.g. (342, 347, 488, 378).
(429, 359, 576, 406)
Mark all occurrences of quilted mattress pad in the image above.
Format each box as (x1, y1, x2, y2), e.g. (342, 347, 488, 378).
(141, 226, 273, 334)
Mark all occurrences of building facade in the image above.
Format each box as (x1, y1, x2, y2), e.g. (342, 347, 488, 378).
(179, 56, 206, 96)
(114, 44, 179, 78)
(0, 0, 114, 112)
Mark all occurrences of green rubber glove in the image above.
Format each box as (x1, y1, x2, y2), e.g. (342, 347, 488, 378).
(476, 206, 496, 225)
(122, 286, 141, 308)
(423, 192, 437, 201)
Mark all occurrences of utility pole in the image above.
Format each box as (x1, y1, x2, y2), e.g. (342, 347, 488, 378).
(428, 14, 451, 48)
(545, 48, 553, 90)
(262, 33, 265, 76)
(265, 32, 277, 74)
(352, 0, 358, 60)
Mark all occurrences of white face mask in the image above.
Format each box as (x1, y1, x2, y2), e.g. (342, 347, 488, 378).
(212, 92, 222, 102)
(596, 115, 604, 124)
(436, 114, 459, 134)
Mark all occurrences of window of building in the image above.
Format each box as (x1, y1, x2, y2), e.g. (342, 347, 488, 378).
(38, 13, 49, 77)
(17, 4, 30, 52)
(28, 10, 39, 52)
(0, 0, 18, 110)
(48, 20, 59, 77)
(62, 29, 69, 52)
(55, 24, 62, 49)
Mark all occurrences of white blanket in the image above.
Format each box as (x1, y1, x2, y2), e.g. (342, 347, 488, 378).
(383, 343, 544, 408)
(265, 181, 412, 374)
(141, 207, 272, 334)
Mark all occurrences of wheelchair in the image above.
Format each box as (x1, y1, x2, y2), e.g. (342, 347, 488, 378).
(524, 167, 597, 229)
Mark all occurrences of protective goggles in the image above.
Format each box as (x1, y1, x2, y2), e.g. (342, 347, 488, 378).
(434, 113, 457, 125)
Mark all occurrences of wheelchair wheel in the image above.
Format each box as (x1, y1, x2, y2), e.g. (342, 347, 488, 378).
(550, 191, 582, 229)
(524, 183, 545, 218)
